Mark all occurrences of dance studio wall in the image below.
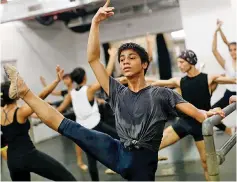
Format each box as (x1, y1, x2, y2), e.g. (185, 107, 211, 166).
(0, 22, 78, 102)
(1, 7, 182, 99)
(179, 0, 236, 105)
(73, 7, 182, 81)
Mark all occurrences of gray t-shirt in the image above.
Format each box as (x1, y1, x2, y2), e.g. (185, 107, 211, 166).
(106, 77, 187, 151)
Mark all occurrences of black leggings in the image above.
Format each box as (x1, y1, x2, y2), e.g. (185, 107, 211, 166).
(212, 90, 236, 131)
(86, 121, 119, 181)
(7, 149, 76, 181)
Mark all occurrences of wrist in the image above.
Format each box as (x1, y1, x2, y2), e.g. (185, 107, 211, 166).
(109, 53, 117, 57)
(55, 79, 60, 83)
(199, 110, 208, 122)
(92, 19, 100, 26)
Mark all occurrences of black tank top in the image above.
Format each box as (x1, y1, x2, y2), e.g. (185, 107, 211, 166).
(180, 73, 211, 118)
(1, 108, 35, 156)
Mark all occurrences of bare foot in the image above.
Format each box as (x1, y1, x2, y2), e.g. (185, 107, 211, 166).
(226, 127, 236, 135)
(158, 156, 168, 161)
(3, 64, 29, 99)
(225, 127, 232, 135)
(77, 163, 88, 171)
(105, 169, 116, 174)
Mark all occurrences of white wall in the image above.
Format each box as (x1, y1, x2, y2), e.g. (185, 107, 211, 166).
(99, 7, 182, 43)
(0, 21, 78, 101)
(0, 6, 182, 101)
(179, 0, 236, 104)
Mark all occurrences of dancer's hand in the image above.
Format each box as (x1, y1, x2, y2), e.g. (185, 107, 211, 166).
(92, 0, 114, 24)
(55, 65, 64, 82)
(216, 19, 223, 32)
(229, 96, 237, 104)
(108, 47, 117, 57)
(206, 107, 225, 118)
(146, 33, 153, 43)
(40, 76, 46, 83)
(40, 76, 47, 87)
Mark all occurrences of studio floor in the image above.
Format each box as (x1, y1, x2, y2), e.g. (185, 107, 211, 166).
(1, 129, 236, 181)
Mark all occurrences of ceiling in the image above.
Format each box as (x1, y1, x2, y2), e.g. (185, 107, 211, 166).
(67, 0, 180, 27)
(1, 0, 179, 33)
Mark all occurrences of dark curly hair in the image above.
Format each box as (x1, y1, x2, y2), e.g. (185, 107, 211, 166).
(70, 67, 86, 85)
(1, 81, 15, 107)
(118, 43, 150, 75)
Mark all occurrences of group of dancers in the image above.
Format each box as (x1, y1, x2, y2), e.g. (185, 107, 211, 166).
(1, 0, 236, 181)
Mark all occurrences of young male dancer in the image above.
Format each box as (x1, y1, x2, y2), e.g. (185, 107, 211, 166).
(3, 1, 225, 180)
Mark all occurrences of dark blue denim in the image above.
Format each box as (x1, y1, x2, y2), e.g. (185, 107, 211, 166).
(58, 118, 158, 181)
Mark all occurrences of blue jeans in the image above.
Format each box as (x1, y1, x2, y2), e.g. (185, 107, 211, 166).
(85, 121, 119, 181)
(58, 118, 158, 181)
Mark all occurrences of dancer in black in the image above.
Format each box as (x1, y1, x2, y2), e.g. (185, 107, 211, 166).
(151, 50, 235, 180)
(1, 66, 76, 181)
(1, 132, 8, 160)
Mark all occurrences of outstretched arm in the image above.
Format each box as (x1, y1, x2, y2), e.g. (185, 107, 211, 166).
(40, 76, 62, 96)
(151, 77, 181, 88)
(19, 66, 64, 120)
(176, 103, 225, 123)
(116, 76, 128, 85)
(146, 33, 153, 62)
(120, 76, 157, 85)
(212, 21, 226, 69)
(57, 94, 72, 113)
(219, 29, 230, 46)
(213, 75, 236, 84)
(106, 47, 117, 76)
(87, 0, 114, 96)
(217, 19, 229, 46)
